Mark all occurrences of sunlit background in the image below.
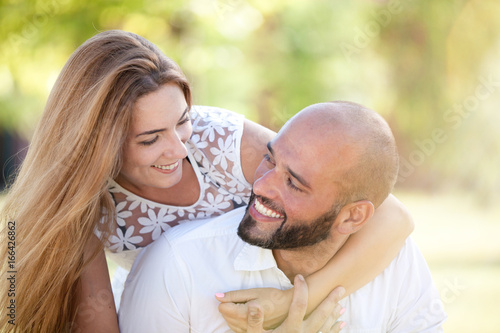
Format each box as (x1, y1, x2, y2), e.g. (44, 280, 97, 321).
(1, 0, 499, 331)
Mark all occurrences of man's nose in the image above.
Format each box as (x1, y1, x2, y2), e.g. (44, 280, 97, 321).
(252, 167, 280, 200)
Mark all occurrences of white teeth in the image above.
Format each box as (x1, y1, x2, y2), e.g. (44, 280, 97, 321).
(153, 161, 179, 170)
(254, 198, 284, 219)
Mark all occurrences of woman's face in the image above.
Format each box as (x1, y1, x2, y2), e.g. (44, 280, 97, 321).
(116, 83, 192, 194)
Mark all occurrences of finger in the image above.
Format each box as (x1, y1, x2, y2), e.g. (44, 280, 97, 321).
(283, 274, 309, 328)
(304, 286, 345, 329)
(218, 302, 248, 318)
(326, 286, 346, 303)
(316, 304, 342, 333)
(246, 301, 265, 333)
(329, 320, 346, 333)
(218, 302, 248, 333)
(215, 289, 258, 303)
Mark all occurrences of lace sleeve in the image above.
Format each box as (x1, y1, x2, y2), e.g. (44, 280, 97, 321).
(189, 105, 252, 198)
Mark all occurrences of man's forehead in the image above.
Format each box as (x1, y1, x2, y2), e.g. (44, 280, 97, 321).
(276, 112, 336, 155)
(270, 128, 332, 189)
(272, 113, 354, 190)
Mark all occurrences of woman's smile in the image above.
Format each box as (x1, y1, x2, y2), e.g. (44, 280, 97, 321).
(152, 160, 180, 173)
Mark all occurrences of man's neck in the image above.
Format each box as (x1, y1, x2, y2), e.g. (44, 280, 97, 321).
(272, 235, 348, 281)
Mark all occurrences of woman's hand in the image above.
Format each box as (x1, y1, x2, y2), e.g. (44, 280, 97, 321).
(217, 286, 293, 331)
(246, 275, 345, 333)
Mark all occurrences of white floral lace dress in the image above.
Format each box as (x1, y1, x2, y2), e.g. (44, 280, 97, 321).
(102, 106, 253, 308)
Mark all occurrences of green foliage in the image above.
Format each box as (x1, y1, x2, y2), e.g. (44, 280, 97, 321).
(1, 0, 499, 198)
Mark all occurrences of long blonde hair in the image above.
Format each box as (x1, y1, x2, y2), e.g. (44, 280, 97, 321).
(0, 30, 191, 332)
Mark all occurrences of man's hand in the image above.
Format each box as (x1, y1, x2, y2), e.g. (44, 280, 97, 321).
(217, 286, 293, 331)
(246, 275, 345, 333)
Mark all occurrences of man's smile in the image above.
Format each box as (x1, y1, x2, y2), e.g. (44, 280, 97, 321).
(249, 197, 285, 222)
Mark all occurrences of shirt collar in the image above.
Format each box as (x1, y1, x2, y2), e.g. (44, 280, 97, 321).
(233, 242, 278, 272)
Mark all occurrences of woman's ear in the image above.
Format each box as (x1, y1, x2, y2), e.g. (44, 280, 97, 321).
(336, 200, 375, 235)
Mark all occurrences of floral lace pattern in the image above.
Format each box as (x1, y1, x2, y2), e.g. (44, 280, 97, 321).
(102, 106, 252, 268)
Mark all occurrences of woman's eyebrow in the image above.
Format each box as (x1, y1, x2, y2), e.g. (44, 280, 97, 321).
(136, 106, 189, 138)
(136, 128, 166, 138)
(177, 106, 189, 122)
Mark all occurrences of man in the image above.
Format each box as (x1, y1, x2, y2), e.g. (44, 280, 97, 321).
(119, 101, 446, 332)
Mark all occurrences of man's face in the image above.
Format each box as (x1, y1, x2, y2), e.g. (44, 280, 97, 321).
(238, 115, 350, 249)
(238, 191, 343, 249)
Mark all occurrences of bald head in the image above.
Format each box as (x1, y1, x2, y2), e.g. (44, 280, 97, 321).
(284, 101, 399, 207)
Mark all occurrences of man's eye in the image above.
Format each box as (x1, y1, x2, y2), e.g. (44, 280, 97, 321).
(287, 177, 302, 192)
(263, 154, 275, 165)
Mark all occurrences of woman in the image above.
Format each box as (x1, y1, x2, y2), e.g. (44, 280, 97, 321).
(0, 30, 412, 332)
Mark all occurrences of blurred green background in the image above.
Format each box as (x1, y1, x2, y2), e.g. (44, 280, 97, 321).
(1, 0, 499, 331)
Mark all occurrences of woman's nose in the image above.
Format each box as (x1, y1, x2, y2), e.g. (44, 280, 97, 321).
(163, 131, 188, 159)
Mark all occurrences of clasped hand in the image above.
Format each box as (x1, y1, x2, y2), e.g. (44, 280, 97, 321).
(216, 275, 345, 333)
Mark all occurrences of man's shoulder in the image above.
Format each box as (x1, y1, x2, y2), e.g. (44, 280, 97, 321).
(342, 237, 446, 331)
(389, 237, 424, 272)
(161, 206, 247, 245)
(345, 237, 432, 306)
(136, 207, 247, 266)
(368, 237, 426, 283)
(127, 207, 248, 281)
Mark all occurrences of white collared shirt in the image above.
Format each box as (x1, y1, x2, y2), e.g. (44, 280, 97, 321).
(119, 207, 446, 333)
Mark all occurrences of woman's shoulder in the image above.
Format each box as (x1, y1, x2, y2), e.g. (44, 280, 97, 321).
(190, 105, 245, 130)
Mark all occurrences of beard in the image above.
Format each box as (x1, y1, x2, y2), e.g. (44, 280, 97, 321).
(237, 191, 343, 249)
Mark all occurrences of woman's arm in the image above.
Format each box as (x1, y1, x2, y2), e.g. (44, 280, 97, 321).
(218, 194, 414, 330)
(73, 236, 119, 333)
(304, 193, 414, 298)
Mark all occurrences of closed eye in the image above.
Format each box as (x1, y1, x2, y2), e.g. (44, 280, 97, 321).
(140, 136, 159, 146)
(264, 153, 302, 192)
(263, 153, 275, 166)
(286, 177, 302, 192)
(177, 113, 191, 126)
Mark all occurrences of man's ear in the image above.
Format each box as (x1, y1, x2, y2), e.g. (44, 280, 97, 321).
(335, 200, 375, 234)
